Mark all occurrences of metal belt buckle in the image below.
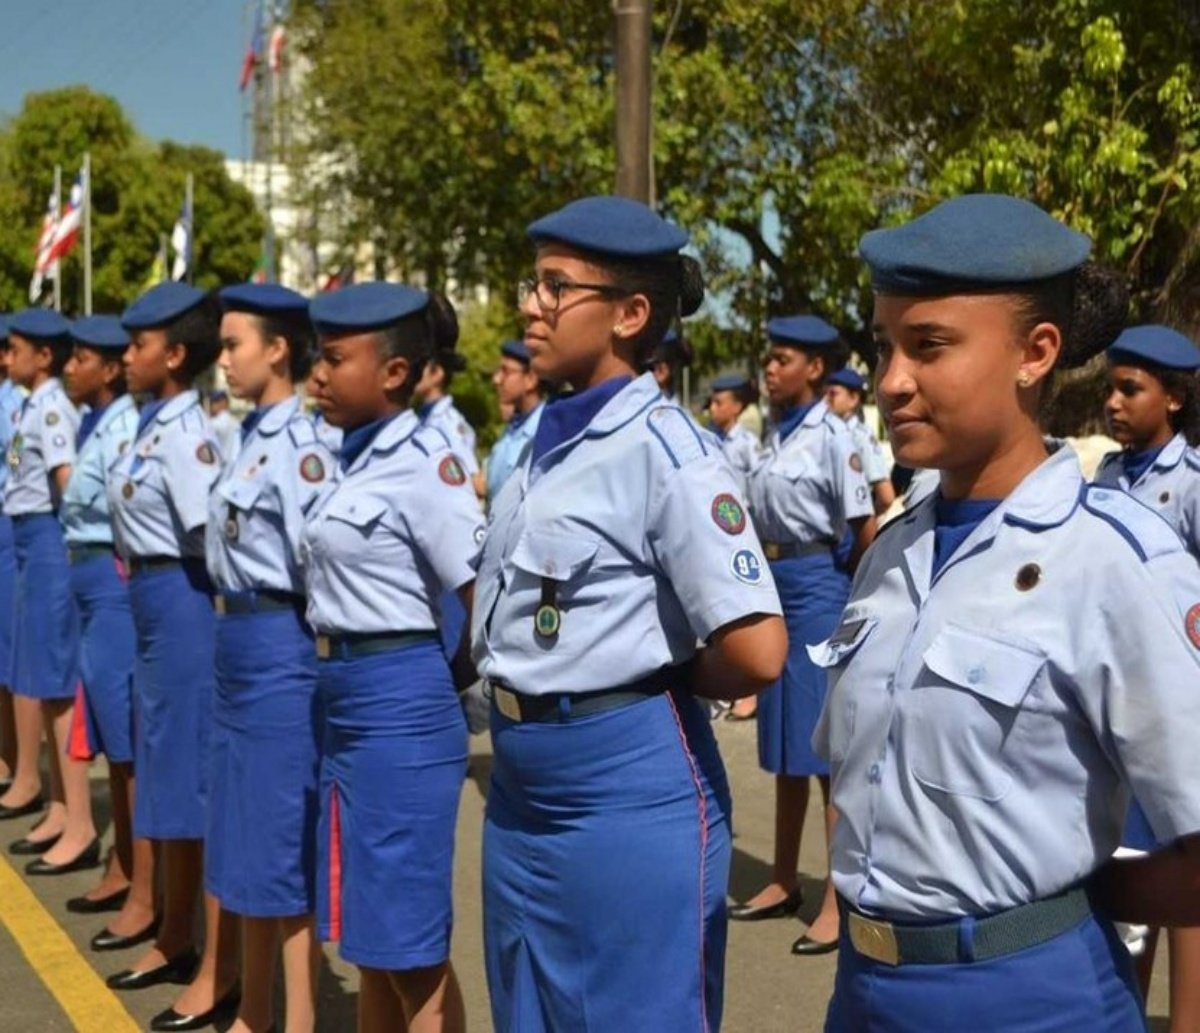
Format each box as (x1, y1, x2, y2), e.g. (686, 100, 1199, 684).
(315, 635, 331, 660)
(848, 911, 900, 966)
(764, 542, 781, 561)
(214, 595, 227, 616)
(492, 685, 523, 722)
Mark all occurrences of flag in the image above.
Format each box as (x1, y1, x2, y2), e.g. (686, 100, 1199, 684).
(171, 191, 192, 281)
(268, 22, 285, 74)
(46, 164, 86, 264)
(29, 187, 59, 303)
(143, 242, 167, 291)
(251, 249, 269, 284)
(239, 2, 265, 91)
(321, 259, 355, 292)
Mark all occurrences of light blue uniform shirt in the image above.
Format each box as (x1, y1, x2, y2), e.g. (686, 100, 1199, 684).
(422, 395, 479, 475)
(486, 402, 544, 502)
(0, 380, 27, 503)
(846, 413, 890, 485)
(472, 374, 783, 696)
(1094, 433, 1200, 556)
(60, 394, 138, 546)
(746, 398, 873, 545)
(313, 412, 343, 456)
(715, 421, 760, 491)
(4, 378, 79, 516)
(812, 445, 1200, 919)
(301, 410, 484, 635)
(206, 395, 335, 595)
(107, 390, 222, 559)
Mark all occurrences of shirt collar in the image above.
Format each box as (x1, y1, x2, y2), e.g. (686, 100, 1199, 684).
(29, 377, 61, 404)
(343, 409, 420, 475)
(583, 372, 663, 437)
(246, 394, 300, 441)
(94, 393, 135, 435)
(1152, 432, 1188, 471)
(153, 389, 200, 426)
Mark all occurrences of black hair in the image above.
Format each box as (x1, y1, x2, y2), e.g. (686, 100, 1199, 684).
(589, 253, 705, 363)
(253, 310, 316, 382)
(76, 344, 128, 397)
(165, 294, 222, 382)
(1011, 264, 1129, 371)
(43, 335, 74, 377)
(374, 291, 459, 396)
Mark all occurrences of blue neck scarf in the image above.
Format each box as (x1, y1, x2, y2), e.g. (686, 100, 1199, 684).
(531, 376, 633, 466)
(136, 398, 167, 439)
(416, 400, 437, 420)
(339, 415, 392, 471)
(776, 400, 818, 442)
(76, 403, 109, 450)
(1121, 443, 1166, 485)
(240, 405, 271, 443)
(932, 496, 1001, 577)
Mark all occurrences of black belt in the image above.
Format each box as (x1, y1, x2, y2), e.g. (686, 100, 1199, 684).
(68, 544, 114, 565)
(215, 590, 304, 616)
(487, 664, 688, 724)
(126, 555, 181, 576)
(841, 886, 1092, 966)
(315, 630, 439, 661)
(762, 540, 835, 560)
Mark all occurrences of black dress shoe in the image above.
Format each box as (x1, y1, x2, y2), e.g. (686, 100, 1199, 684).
(149, 983, 240, 1031)
(728, 888, 803, 921)
(67, 887, 130, 914)
(9, 832, 60, 855)
(791, 934, 839, 956)
(0, 795, 45, 820)
(90, 917, 160, 952)
(106, 949, 198, 991)
(25, 837, 101, 875)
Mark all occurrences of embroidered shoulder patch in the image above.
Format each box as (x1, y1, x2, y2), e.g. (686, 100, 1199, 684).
(1187, 604, 1200, 650)
(730, 548, 764, 585)
(299, 453, 326, 483)
(195, 442, 216, 465)
(439, 455, 466, 486)
(711, 493, 746, 535)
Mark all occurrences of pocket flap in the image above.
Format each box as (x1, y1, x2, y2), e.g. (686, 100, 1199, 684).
(509, 530, 599, 580)
(922, 624, 1045, 708)
(808, 616, 878, 668)
(216, 475, 267, 510)
(323, 496, 389, 530)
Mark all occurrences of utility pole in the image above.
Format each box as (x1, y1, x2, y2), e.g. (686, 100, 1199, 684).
(52, 165, 62, 313)
(614, 0, 653, 203)
(82, 152, 92, 315)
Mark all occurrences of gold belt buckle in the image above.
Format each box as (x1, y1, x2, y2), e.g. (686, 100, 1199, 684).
(316, 635, 331, 660)
(848, 911, 900, 966)
(493, 685, 523, 722)
(764, 542, 781, 561)
(214, 595, 227, 616)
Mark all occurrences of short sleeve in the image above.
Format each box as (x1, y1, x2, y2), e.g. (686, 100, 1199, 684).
(165, 430, 222, 533)
(283, 439, 337, 560)
(860, 431, 891, 485)
(41, 404, 78, 471)
(404, 450, 484, 592)
(830, 430, 874, 522)
(647, 452, 782, 641)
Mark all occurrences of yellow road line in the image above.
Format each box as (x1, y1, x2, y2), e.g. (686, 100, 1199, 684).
(0, 853, 140, 1032)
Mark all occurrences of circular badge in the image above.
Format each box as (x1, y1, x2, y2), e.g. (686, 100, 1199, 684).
(45, 411, 59, 427)
(473, 525, 486, 545)
(439, 455, 466, 486)
(224, 517, 239, 541)
(122, 482, 134, 499)
(52, 434, 66, 449)
(1187, 604, 1200, 650)
(711, 493, 746, 535)
(730, 548, 764, 585)
(1014, 563, 1041, 592)
(299, 453, 326, 483)
(195, 443, 216, 465)
(849, 453, 863, 473)
(118, 440, 130, 455)
(535, 604, 561, 638)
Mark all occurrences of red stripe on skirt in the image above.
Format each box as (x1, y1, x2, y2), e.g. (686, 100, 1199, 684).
(67, 680, 94, 762)
(328, 785, 343, 941)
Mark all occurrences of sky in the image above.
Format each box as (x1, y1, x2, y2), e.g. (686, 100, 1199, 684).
(0, 0, 253, 158)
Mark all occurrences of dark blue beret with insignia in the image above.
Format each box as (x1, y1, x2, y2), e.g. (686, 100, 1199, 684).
(500, 339, 530, 364)
(121, 282, 207, 331)
(860, 194, 1092, 295)
(219, 282, 308, 317)
(527, 196, 689, 257)
(10, 308, 71, 342)
(70, 315, 130, 351)
(309, 282, 430, 336)
(710, 373, 751, 393)
(767, 315, 839, 348)
(1108, 325, 1200, 371)
(828, 367, 867, 392)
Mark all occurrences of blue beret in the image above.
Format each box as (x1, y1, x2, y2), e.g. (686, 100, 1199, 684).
(121, 282, 207, 331)
(860, 194, 1091, 295)
(0, 316, 8, 341)
(309, 282, 430, 336)
(1107, 325, 1200, 372)
(10, 308, 71, 342)
(767, 315, 839, 348)
(70, 315, 129, 351)
(219, 282, 308, 317)
(500, 339, 530, 364)
(711, 373, 751, 393)
(527, 196, 689, 258)
(828, 367, 867, 392)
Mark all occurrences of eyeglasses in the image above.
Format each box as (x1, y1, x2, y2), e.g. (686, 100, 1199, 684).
(518, 276, 627, 312)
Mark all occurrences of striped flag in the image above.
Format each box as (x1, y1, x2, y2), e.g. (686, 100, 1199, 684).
(239, 2, 265, 91)
(47, 164, 86, 264)
(268, 22, 285, 74)
(29, 186, 59, 302)
(171, 192, 192, 281)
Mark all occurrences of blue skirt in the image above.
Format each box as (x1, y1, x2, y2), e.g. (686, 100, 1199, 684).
(484, 688, 732, 1033)
(0, 514, 16, 685)
(317, 641, 466, 970)
(11, 514, 78, 701)
(757, 551, 850, 776)
(825, 913, 1145, 1032)
(206, 605, 320, 917)
(128, 559, 216, 839)
(68, 553, 135, 762)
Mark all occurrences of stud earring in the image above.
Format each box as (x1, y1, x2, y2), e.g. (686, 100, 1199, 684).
(1017, 372, 1032, 388)
(613, 324, 625, 337)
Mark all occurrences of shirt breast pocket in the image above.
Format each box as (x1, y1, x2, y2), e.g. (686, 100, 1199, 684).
(318, 497, 392, 561)
(215, 476, 269, 515)
(507, 530, 600, 646)
(908, 624, 1046, 802)
(809, 616, 878, 763)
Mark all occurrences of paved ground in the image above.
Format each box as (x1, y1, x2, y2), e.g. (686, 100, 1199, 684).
(0, 717, 1173, 1031)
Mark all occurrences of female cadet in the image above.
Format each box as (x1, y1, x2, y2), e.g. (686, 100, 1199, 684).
(0, 318, 26, 795)
(1093, 323, 1200, 1032)
(707, 372, 761, 488)
(59, 316, 140, 912)
(413, 341, 478, 478)
(473, 196, 787, 1032)
(486, 339, 545, 504)
(0, 309, 96, 875)
(205, 283, 333, 1033)
(104, 283, 239, 1033)
(823, 367, 896, 515)
(731, 316, 876, 958)
(645, 327, 694, 399)
(815, 193, 1200, 1031)
(304, 281, 483, 1033)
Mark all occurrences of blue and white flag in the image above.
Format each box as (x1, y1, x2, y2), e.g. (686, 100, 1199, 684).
(171, 192, 192, 282)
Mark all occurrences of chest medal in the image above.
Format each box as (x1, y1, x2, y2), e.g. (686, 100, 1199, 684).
(535, 577, 561, 639)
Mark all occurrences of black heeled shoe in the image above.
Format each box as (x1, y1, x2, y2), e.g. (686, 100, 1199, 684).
(0, 794, 45, 820)
(727, 888, 803, 921)
(149, 983, 241, 1031)
(25, 837, 100, 876)
(106, 948, 198, 991)
(90, 916, 160, 952)
(791, 933, 839, 956)
(67, 887, 129, 914)
(9, 832, 60, 856)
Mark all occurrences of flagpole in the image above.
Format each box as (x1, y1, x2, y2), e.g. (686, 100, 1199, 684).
(52, 165, 62, 313)
(185, 172, 194, 286)
(83, 153, 92, 316)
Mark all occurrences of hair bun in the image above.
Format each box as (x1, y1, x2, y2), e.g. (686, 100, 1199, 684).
(678, 256, 705, 317)
(425, 291, 460, 354)
(1060, 264, 1128, 369)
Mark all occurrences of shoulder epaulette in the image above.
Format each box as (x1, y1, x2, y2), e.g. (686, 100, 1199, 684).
(411, 424, 452, 457)
(645, 404, 709, 469)
(1082, 485, 1184, 562)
